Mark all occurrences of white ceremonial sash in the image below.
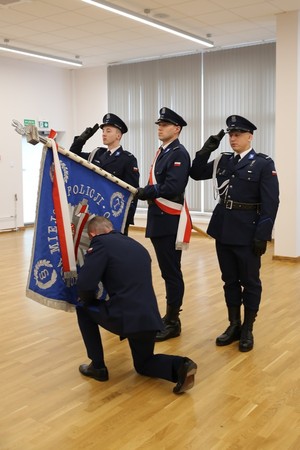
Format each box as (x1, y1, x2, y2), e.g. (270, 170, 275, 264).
(149, 149, 192, 250)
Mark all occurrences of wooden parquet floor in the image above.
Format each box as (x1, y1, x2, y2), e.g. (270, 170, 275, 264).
(0, 227, 299, 450)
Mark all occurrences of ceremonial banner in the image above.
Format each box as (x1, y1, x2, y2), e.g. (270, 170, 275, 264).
(27, 144, 134, 312)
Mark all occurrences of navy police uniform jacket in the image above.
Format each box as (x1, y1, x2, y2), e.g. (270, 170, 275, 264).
(142, 139, 190, 238)
(77, 231, 163, 336)
(190, 149, 279, 245)
(70, 139, 139, 224)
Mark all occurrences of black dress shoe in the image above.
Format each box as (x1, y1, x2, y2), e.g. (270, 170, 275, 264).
(155, 319, 181, 342)
(79, 362, 109, 381)
(216, 324, 241, 346)
(173, 357, 197, 394)
(239, 330, 254, 352)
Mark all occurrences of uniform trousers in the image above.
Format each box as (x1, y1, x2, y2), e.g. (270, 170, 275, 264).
(150, 235, 184, 309)
(215, 241, 262, 311)
(76, 306, 183, 382)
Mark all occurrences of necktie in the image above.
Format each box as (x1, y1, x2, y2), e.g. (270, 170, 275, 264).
(104, 150, 111, 160)
(234, 154, 240, 165)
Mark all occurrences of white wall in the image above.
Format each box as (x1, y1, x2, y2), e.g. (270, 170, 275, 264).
(274, 11, 300, 258)
(0, 56, 108, 229)
(71, 66, 108, 150)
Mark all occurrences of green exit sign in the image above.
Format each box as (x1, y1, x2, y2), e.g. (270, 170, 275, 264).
(24, 119, 36, 126)
(38, 121, 49, 128)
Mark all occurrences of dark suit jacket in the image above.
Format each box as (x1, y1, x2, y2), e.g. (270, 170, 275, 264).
(77, 231, 163, 336)
(70, 139, 139, 224)
(190, 148, 280, 245)
(141, 139, 190, 238)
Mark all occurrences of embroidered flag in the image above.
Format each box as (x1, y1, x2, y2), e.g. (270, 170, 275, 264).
(26, 145, 134, 312)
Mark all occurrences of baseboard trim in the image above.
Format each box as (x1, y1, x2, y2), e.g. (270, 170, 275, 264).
(0, 226, 26, 233)
(130, 225, 210, 238)
(273, 255, 300, 262)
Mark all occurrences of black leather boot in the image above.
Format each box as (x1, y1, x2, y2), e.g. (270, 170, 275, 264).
(155, 305, 181, 342)
(216, 306, 241, 346)
(239, 308, 257, 352)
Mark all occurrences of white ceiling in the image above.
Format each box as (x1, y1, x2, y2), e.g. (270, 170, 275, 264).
(0, 0, 299, 68)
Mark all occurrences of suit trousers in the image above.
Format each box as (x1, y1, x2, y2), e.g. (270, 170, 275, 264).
(76, 306, 183, 381)
(150, 235, 184, 309)
(215, 241, 262, 311)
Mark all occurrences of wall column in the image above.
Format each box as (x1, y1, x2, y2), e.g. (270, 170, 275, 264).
(274, 11, 300, 259)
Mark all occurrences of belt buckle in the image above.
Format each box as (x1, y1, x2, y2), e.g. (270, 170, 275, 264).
(225, 200, 233, 209)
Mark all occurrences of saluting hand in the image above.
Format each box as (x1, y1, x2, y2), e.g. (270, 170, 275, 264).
(197, 129, 226, 156)
(77, 123, 100, 143)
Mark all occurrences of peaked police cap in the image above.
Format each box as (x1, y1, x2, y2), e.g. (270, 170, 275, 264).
(100, 113, 128, 134)
(155, 107, 187, 128)
(226, 115, 257, 134)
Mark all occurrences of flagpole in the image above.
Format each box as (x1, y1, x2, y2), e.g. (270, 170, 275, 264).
(192, 223, 209, 237)
(12, 120, 138, 195)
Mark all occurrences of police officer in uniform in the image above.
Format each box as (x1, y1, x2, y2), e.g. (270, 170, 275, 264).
(76, 216, 197, 395)
(70, 113, 139, 235)
(190, 115, 279, 352)
(137, 107, 191, 342)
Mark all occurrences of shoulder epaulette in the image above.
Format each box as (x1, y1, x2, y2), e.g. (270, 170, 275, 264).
(123, 150, 135, 157)
(257, 152, 271, 159)
(221, 152, 233, 156)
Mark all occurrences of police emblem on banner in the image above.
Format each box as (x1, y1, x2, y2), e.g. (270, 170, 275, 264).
(27, 148, 133, 311)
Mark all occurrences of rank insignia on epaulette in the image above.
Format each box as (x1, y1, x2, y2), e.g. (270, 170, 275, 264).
(257, 152, 270, 159)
